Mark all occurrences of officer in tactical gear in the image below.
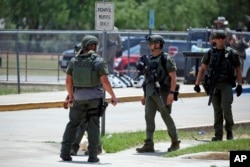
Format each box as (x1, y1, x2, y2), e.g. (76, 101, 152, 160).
(194, 30, 243, 141)
(98, 26, 122, 74)
(60, 35, 117, 163)
(136, 34, 180, 153)
(63, 43, 102, 157)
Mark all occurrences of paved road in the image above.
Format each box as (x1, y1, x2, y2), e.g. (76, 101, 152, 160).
(0, 94, 249, 167)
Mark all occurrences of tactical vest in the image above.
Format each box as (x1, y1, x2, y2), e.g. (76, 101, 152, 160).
(208, 47, 235, 84)
(146, 52, 170, 89)
(72, 53, 102, 87)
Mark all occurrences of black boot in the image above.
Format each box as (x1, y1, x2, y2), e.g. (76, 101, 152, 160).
(88, 156, 100, 163)
(136, 139, 154, 153)
(211, 136, 222, 141)
(60, 154, 72, 161)
(227, 131, 233, 140)
(168, 140, 180, 152)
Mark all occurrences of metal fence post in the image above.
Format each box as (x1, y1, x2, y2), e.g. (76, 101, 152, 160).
(101, 30, 107, 136)
(15, 31, 21, 94)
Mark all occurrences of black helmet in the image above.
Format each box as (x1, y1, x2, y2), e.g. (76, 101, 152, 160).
(81, 35, 98, 48)
(74, 43, 82, 52)
(212, 30, 226, 39)
(146, 34, 165, 44)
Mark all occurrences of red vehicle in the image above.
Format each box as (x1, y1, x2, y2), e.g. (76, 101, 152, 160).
(114, 44, 141, 78)
(114, 44, 179, 78)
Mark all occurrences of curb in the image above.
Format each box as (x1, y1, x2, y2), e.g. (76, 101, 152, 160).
(0, 92, 207, 112)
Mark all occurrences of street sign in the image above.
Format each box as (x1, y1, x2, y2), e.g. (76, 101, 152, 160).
(95, 2, 114, 31)
(149, 10, 154, 29)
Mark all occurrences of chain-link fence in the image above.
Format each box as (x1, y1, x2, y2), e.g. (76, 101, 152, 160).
(0, 30, 189, 83)
(1, 29, 248, 86)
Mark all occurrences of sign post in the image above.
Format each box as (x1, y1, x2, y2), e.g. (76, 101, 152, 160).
(149, 10, 154, 35)
(95, 2, 114, 31)
(95, 1, 114, 136)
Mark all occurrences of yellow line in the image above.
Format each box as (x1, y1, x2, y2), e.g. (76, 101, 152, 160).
(0, 93, 207, 112)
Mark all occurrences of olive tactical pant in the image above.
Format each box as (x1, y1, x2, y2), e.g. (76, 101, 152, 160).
(145, 92, 179, 142)
(61, 98, 101, 158)
(212, 83, 234, 138)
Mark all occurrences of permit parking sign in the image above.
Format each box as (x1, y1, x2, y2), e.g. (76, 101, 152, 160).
(95, 2, 114, 31)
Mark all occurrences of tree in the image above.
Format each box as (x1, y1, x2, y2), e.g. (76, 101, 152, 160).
(0, 0, 249, 31)
(0, 0, 97, 30)
(216, 0, 250, 31)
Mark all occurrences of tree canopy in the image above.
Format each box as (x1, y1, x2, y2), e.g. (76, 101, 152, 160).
(0, 0, 249, 31)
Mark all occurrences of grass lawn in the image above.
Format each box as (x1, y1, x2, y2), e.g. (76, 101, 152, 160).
(100, 123, 250, 158)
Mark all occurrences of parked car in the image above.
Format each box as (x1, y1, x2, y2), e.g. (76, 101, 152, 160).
(114, 44, 141, 78)
(58, 35, 145, 72)
(58, 49, 74, 71)
(243, 47, 250, 83)
(114, 38, 195, 78)
(140, 39, 192, 77)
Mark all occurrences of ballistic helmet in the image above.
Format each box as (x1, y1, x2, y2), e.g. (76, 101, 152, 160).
(212, 30, 226, 39)
(81, 35, 98, 48)
(146, 34, 165, 44)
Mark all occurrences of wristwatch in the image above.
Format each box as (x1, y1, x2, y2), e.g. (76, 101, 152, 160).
(169, 91, 175, 94)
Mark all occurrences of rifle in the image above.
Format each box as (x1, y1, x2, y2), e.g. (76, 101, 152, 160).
(151, 68, 165, 107)
(143, 54, 180, 106)
(140, 55, 165, 106)
(207, 50, 222, 106)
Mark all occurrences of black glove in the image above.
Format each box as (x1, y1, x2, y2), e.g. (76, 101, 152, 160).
(235, 85, 242, 97)
(194, 85, 201, 93)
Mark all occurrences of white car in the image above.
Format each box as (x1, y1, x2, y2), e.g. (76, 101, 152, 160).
(243, 47, 250, 83)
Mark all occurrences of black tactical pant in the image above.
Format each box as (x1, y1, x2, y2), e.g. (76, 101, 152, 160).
(60, 98, 101, 158)
(71, 121, 88, 153)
